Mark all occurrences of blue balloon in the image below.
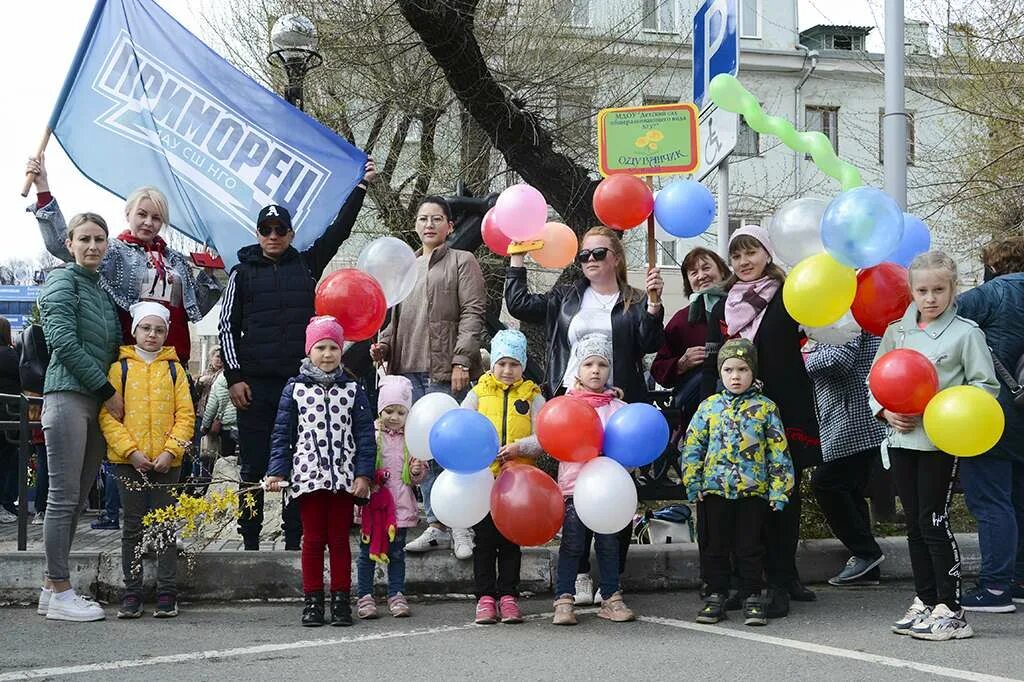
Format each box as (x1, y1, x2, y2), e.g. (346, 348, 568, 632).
(821, 187, 904, 268)
(602, 403, 670, 467)
(429, 409, 499, 473)
(653, 180, 716, 237)
(889, 213, 931, 267)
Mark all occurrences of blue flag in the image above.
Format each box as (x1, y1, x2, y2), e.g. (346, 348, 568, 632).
(50, 0, 367, 269)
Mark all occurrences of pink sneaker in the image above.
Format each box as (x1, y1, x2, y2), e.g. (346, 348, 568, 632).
(499, 595, 523, 624)
(475, 596, 498, 624)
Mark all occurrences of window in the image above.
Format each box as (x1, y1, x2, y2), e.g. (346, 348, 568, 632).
(740, 0, 760, 38)
(878, 109, 916, 165)
(827, 33, 865, 51)
(655, 237, 679, 268)
(642, 0, 676, 33)
(734, 120, 759, 157)
(556, 89, 594, 149)
(805, 106, 839, 156)
(558, 0, 590, 27)
(642, 95, 678, 106)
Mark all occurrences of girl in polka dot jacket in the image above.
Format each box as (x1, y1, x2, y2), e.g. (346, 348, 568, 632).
(264, 316, 376, 628)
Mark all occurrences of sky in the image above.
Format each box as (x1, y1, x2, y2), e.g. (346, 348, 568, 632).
(0, 0, 882, 265)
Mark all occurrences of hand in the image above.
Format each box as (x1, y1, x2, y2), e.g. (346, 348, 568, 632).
(509, 253, 526, 268)
(677, 346, 706, 373)
(497, 442, 521, 463)
(26, 153, 49, 192)
(152, 451, 173, 474)
(370, 343, 388, 363)
(105, 393, 125, 422)
(451, 365, 470, 393)
(883, 409, 919, 433)
(352, 476, 371, 500)
(645, 267, 664, 305)
(229, 381, 252, 409)
(128, 450, 153, 473)
(263, 475, 285, 492)
(409, 458, 424, 477)
(362, 157, 377, 185)
(696, 491, 704, 502)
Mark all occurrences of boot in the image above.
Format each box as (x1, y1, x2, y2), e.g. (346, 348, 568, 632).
(301, 592, 325, 627)
(787, 580, 817, 602)
(766, 587, 790, 619)
(330, 591, 353, 626)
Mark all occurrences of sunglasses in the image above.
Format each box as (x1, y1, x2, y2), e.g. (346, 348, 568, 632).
(576, 247, 610, 264)
(258, 223, 291, 237)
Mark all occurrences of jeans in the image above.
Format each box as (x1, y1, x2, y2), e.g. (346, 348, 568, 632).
(116, 464, 179, 596)
(811, 448, 883, 560)
(33, 443, 49, 514)
(960, 455, 1024, 591)
(101, 462, 121, 520)
(357, 528, 408, 598)
(700, 494, 769, 596)
(299, 489, 354, 594)
(473, 514, 521, 598)
(556, 498, 621, 598)
(41, 392, 105, 581)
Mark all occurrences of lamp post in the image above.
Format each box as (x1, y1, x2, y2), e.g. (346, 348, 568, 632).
(267, 13, 323, 111)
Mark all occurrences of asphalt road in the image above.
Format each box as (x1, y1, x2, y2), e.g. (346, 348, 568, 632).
(2, 584, 1023, 681)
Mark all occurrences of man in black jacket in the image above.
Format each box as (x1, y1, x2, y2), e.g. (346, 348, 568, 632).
(219, 160, 375, 550)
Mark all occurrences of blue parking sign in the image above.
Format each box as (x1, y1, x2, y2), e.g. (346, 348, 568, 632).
(693, 0, 740, 109)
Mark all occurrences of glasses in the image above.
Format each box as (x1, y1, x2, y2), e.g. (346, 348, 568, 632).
(258, 223, 291, 237)
(137, 323, 167, 336)
(576, 247, 610, 264)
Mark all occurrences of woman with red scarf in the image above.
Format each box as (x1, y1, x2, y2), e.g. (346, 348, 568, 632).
(26, 154, 220, 363)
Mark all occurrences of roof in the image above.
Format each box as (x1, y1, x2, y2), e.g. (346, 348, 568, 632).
(799, 24, 874, 39)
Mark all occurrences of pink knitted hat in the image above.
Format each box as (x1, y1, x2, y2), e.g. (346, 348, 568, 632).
(377, 375, 413, 413)
(305, 316, 345, 354)
(729, 224, 777, 262)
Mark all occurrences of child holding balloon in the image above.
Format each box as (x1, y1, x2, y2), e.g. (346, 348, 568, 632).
(682, 338, 794, 627)
(868, 250, 999, 641)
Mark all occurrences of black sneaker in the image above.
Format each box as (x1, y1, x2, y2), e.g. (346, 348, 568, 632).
(743, 595, 768, 626)
(766, 588, 790, 618)
(117, 594, 143, 619)
(696, 593, 727, 624)
(330, 591, 353, 626)
(302, 592, 325, 627)
(153, 593, 178, 618)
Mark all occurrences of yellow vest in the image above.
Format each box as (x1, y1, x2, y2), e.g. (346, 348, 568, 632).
(473, 373, 541, 475)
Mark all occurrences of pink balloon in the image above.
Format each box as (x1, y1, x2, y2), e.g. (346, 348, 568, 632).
(493, 184, 547, 242)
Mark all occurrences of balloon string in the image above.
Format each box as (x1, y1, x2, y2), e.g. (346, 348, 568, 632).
(707, 74, 864, 192)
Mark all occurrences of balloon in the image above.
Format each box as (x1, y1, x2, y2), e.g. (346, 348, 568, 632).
(404, 393, 459, 461)
(493, 184, 547, 242)
(868, 349, 939, 415)
(924, 385, 1005, 457)
(851, 263, 912, 337)
(535, 396, 603, 462)
(782, 253, 857, 327)
(652, 180, 716, 237)
(802, 311, 861, 346)
(593, 175, 654, 230)
(821, 187, 905, 268)
(531, 222, 578, 269)
(490, 464, 564, 546)
(890, 213, 932, 267)
(769, 197, 828, 267)
(430, 469, 494, 528)
(315, 269, 387, 341)
(481, 208, 511, 257)
(602, 403, 669, 467)
(356, 236, 418, 307)
(573, 457, 638, 534)
(429, 409, 500, 473)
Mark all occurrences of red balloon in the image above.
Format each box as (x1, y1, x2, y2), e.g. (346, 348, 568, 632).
(491, 464, 564, 546)
(315, 269, 387, 342)
(869, 348, 939, 415)
(481, 207, 511, 257)
(852, 263, 912, 337)
(592, 175, 654, 231)
(535, 396, 603, 462)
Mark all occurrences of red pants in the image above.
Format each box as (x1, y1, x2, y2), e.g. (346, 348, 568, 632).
(298, 490, 354, 594)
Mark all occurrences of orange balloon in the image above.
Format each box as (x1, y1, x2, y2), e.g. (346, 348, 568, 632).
(531, 222, 579, 269)
(535, 396, 603, 462)
(490, 464, 564, 546)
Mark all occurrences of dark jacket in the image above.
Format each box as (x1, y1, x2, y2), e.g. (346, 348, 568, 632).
(504, 267, 665, 403)
(956, 273, 1024, 462)
(0, 347, 19, 396)
(702, 291, 821, 469)
(219, 186, 365, 385)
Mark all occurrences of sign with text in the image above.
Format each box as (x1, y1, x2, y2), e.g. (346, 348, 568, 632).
(696, 105, 738, 181)
(597, 103, 699, 177)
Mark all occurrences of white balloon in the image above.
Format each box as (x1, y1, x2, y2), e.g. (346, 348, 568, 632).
(405, 392, 459, 461)
(357, 237, 419, 307)
(572, 457, 637, 534)
(770, 197, 829, 268)
(802, 310, 861, 346)
(430, 469, 494, 529)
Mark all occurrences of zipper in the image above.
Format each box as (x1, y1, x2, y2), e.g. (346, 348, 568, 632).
(323, 386, 336, 489)
(501, 389, 509, 446)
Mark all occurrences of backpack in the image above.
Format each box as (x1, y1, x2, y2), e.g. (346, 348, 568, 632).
(120, 358, 179, 396)
(17, 324, 50, 395)
(990, 348, 1024, 408)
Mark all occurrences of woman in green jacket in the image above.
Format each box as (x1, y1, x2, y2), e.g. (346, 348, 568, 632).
(37, 212, 122, 622)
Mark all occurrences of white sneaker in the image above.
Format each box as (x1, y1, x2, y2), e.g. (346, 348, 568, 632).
(46, 590, 105, 622)
(574, 574, 594, 605)
(910, 603, 974, 641)
(32, 512, 45, 526)
(0, 509, 16, 523)
(37, 588, 51, 616)
(405, 526, 452, 553)
(892, 596, 931, 635)
(593, 589, 603, 606)
(451, 528, 475, 560)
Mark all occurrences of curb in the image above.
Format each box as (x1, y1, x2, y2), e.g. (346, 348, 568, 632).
(0, 535, 980, 603)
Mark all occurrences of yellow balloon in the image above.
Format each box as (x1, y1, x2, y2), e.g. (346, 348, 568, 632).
(923, 385, 1004, 457)
(782, 253, 857, 327)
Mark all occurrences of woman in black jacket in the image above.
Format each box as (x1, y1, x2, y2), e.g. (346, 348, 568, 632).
(0, 316, 21, 521)
(701, 225, 821, 618)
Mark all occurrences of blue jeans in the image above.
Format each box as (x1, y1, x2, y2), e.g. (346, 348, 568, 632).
(356, 528, 408, 597)
(556, 498, 621, 598)
(403, 372, 467, 525)
(102, 461, 121, 520)
(960, 455, 1024, 590)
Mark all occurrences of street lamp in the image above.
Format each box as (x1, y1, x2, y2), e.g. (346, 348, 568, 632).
(267, 13, 323, 111)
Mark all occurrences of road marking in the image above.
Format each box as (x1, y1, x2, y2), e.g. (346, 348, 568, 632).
(640, 616, 1021, 682)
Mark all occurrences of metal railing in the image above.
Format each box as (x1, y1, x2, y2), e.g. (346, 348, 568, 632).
(0, 392, 43, 551)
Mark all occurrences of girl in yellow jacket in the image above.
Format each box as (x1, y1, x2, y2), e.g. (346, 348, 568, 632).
(98, 302, 194, 620)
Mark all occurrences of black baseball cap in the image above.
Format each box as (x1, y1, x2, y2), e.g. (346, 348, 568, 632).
(257, 204, 293, 232)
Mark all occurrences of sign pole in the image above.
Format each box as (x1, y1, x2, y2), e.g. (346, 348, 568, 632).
(716, 158, 730, 259)
(645, 175, 661, 305)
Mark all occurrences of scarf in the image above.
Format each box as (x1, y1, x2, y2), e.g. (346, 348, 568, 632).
(566, 387, 617, 408)
(687, 284, 726, 324)
(724, 277, 780, 341)
(299, 358, 345, 385)
(119, 230, 169, 280)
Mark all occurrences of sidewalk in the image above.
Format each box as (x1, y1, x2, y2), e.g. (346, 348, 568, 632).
(0, 515, 981, 603)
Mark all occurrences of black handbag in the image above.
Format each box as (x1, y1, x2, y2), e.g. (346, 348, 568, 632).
(990, 348, 1024, 408)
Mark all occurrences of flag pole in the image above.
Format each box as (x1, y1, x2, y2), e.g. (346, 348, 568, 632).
(645, 175, 661, 306)
(20, 129, 52, 197)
